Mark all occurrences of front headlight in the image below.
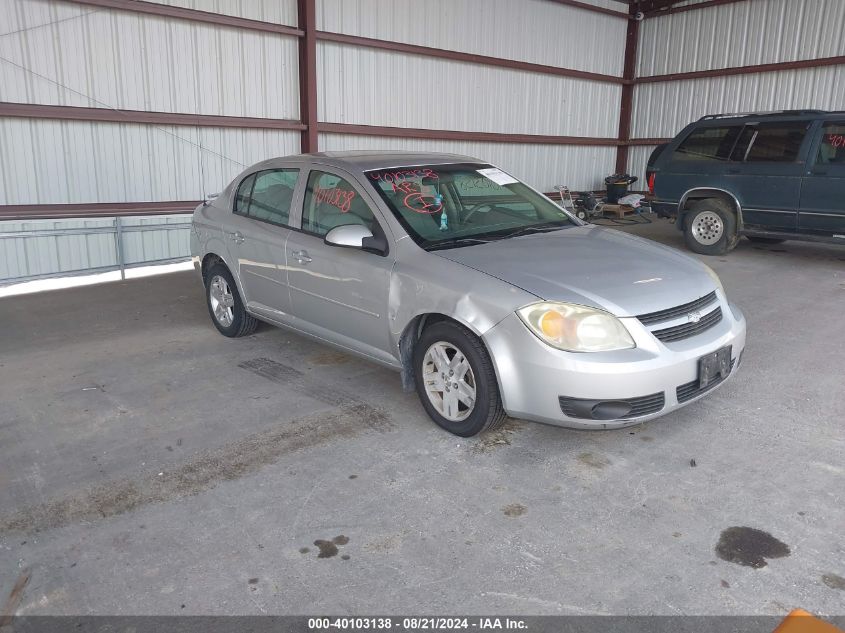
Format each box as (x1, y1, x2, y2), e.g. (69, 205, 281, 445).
(517, 302, 635, 352)
(703, 264, 725, 295)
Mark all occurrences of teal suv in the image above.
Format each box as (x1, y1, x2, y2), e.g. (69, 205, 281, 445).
(647, 110, 845, 255)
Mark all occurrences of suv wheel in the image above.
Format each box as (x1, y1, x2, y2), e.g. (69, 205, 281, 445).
(413, 321, 506, 437)
(684, 199, 739, 255)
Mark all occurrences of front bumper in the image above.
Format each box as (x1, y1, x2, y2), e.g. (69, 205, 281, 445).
(482, 296, 746, 429)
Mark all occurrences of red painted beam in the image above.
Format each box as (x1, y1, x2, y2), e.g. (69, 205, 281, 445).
(644, 0, 750, 17)
(317, 122, 622, 146)
(69, 0, 303, 37)
(615, 4, 640, 173)
(545, 0, 629, 18)
(637, 55, 845, 84)
(0, 201, 201, 221)
(298, 0, 318, 153)
(0, 102, 306, 130)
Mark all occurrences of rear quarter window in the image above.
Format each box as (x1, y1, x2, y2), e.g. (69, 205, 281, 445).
(673, 126, 742, 162)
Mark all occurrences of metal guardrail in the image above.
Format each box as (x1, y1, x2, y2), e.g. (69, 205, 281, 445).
(0, 217, 192, 286)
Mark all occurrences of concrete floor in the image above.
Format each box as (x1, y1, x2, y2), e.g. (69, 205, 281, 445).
(1, 217, 843, 617)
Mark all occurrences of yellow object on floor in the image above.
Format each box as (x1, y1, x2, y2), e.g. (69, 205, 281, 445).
(774, 609, 844, 633)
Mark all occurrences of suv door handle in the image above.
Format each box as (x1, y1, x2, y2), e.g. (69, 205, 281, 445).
(726, 168, 740, 174)
(292, 249, 312, 264)
(227, 231, 245, 244)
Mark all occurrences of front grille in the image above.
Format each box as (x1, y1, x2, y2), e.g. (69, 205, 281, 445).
(676, 358, 736, 403)
(651, 307, 722, 343)
(637, 291, 718, 326)
(559, 391, 665, 420)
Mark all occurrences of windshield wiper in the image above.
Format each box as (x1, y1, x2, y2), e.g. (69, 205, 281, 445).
(425, 237, 496, 251)
(497, 222, 568, 240)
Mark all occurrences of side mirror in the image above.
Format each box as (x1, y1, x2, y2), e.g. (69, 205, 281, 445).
(203, 192, 220, 206)
(324, 224, 388, 256)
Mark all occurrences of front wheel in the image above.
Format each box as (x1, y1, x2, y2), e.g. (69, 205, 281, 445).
(413, 321, 506, 437)
(683, 199, 738, 255)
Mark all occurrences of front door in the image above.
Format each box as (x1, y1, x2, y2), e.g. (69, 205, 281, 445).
(285, 168, 396, 364)
(799, 120, 845, 238)
(226, 168, 301, 320)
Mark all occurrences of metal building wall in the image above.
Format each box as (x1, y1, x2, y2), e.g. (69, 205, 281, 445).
(627, 0, 845, 183)
(0, 0, 300, 284)
(320, 133, 617, 194)
(315, 0, 626, 192)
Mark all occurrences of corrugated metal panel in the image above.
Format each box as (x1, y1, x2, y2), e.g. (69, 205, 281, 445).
(0, 0, 300, 119)
(631, 65, 845, 138)
(0, 214, 190, 282)
(140, 0, 298, 25)
(626, 144, 659, 185)
(317, 43, 621, 137)
(0, 118, 300, 205)
(320, 133, 616, 192)
(637, 0, 845, 76)
(316, 0, 626, 76)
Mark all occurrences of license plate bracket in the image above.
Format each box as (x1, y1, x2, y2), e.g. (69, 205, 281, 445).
(698, 345, 732, 389)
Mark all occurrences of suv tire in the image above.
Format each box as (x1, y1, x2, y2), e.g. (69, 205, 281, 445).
(684, 199, 739, 255)
(413, 320, 506, 437)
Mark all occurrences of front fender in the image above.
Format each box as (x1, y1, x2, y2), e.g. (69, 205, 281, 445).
(387, 240, 536, 347)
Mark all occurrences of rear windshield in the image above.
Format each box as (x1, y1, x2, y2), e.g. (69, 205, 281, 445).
(365, 163, 575, 250)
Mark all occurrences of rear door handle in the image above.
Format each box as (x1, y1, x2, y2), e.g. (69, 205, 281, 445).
(228, 231, 245, 244)
(726, 168, 740, 174)
(292, 249, 312, 264)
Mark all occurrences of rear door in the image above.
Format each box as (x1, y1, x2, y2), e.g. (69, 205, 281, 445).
(226, 168, 301, 319)
(724, 121, 812, 232)
(799, 120, 845, 237)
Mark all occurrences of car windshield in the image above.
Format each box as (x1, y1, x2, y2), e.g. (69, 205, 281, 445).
(364, 163, 576, 250)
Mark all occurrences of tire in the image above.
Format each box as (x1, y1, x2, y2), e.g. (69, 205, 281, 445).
(683, 199, 739, 255)
(746, 236, 785, 244)
(413, 320, 506, 437)
(204, 263, 258, 337)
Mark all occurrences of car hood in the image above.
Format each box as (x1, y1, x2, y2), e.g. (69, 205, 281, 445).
(432, 225, 718, 317)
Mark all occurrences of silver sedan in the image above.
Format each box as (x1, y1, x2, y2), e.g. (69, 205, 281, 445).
(191, 151, 746, 436)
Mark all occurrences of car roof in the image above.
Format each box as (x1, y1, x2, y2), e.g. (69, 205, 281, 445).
(254, 150, 487, 172)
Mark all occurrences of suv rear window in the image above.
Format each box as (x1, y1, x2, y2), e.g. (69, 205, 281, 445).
(673, 126, 742, 161)
(737, 122, 810, 163)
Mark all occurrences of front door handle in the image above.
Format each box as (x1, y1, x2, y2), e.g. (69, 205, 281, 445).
(726, 168, 740, 174)
(228, 231, 245, 244)
(292, 249, 312, 264)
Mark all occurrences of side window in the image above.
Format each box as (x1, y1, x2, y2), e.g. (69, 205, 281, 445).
(741, 122, 810, 163)
(234, 173, 256, 215)
(247, 169, 299, 225)
(302, 171, 376, 236)
(816, 122, 845, 165)
(673, 126, 742, 161)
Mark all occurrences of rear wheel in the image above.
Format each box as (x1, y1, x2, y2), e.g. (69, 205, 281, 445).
(205, 263, 258, 337)
(683, 199, 738, 255)
(746, 236, 786, 244)
(413, 321, 506, 437)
